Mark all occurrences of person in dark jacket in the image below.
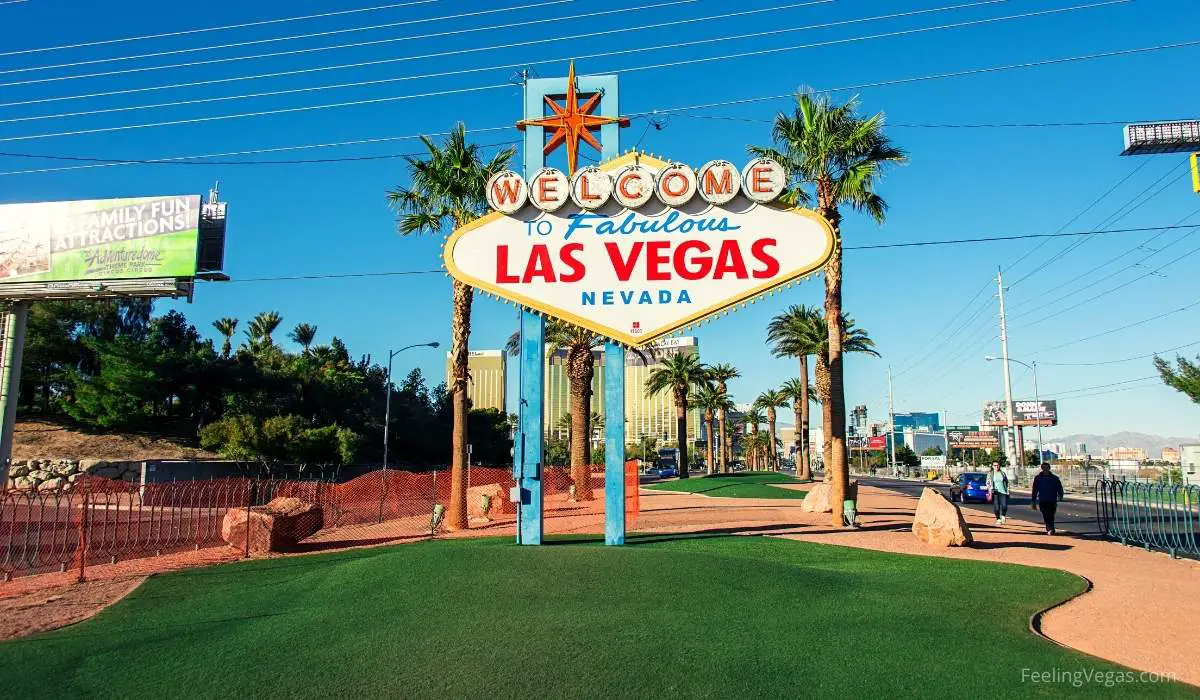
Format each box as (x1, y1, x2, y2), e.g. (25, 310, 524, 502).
(1030, 463, 1065, 534)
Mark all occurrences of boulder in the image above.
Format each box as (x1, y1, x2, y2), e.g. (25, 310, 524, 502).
(28, 470, 50, 482)
(13, 476, 35, 491)
(467, 483, 514, 518)
(38, 477, 65, 492)
(912, 487, 973, 547)
(221, 497, 324, 555)
(801, 482, 833, 513)
(79, 459, 105, 472)
(9, 464, 30, 478)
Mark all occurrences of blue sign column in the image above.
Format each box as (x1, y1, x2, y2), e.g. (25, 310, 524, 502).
(517, 70, 624, 545)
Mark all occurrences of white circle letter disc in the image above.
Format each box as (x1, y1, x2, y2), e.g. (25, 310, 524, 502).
(529, 167, 570, 212)
(612, 164, 654, 209)
(696, 160, 741, 205)
(741, 158, 787, 203)
(570, 166, 613, 210)
(486, 170, 528, 214)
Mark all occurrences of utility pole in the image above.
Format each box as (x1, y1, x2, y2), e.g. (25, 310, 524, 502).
(997, 268, 1018, 482)
(887, 365, 896, 476)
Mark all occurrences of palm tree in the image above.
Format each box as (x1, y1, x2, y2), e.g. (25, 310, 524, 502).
(767, 305, 822, 479)
(645, 353, 708, 480)
(690, 383, 724, 475)
(212, 318, 237, 358)
(387, 123, 516, 530)
(289, 323, 318, 352)
(755, 389, 790, 471)
(741, 406, 765, 470)
(808, 314, 881, 477)
(713, 392, 737, 474)
(706, 363, 740, 472)
(750, 93, 905, 524)
(781, 377, 820, 481)
(246, 311, 283, 349)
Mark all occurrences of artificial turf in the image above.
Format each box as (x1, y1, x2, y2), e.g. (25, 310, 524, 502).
(1, 537, 1192, 699)
(644, 470, 809, 499)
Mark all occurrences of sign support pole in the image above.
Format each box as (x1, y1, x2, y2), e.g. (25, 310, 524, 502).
(516, 309, 544, 545)
(0, 302, 27, 484)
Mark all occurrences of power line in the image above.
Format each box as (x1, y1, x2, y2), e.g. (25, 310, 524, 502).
(1005, 159, 1187, 288)
(223, 269, 444, 283)
(843, 224, 1199, 250)
(1042, 375, 1159, 397)
(0, 0, 1131, 143)
(0, 0, 835, 124)
(4, 36, 1197, 175)
(0, 0, 698, 95)
(1036, 340, 1200, 366)
(680, 114, 1161, 129)
(0, 0, 571, 76)
(890, 279, 991, 376)
(1027, 296, 1200, 356)
(0, 0, 439, 57)
(0, 139, 520, 165)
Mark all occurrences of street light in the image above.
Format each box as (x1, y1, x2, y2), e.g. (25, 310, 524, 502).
(985, 355, 1043, 470)
(383, 342, 440, 469)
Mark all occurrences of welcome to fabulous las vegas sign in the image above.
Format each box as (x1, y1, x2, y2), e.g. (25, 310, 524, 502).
(444, 152, 836, 346)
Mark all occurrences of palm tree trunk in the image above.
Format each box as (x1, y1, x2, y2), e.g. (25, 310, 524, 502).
(705, 409, 715, 475)
(447, 278, 473, 531)
(799, 355, 811, 480)
(822, 202, 848, 527)
(750, 422, 759, 470)
(675, 389, 689, 479)
(815, 356, 832, 482)
(567, 347, 595, 500)
(717, 404, 728, 473)
(767, 408, 777, 471)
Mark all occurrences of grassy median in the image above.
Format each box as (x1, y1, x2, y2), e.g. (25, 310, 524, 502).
(644, 470, 808, 499)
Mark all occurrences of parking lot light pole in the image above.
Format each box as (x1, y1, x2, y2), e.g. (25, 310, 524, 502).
(383, 342, 440, 468)
(985, 355, 1043, 469)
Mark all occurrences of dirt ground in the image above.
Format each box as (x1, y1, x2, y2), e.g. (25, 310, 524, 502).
(12, 419, 217, 461)
(2, 481, 1198, 688)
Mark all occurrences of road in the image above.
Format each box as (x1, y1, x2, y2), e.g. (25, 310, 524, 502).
(858, 476, 1102, 535)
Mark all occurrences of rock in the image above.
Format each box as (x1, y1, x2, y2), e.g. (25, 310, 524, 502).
(801, 482, 833, 513)
(38, 477, 65, 492)
(79, 459, 105, 472)
(221, 497, 324, 555)
(912, 487, 973, 547)
(9, 464, 30, 478)
(28, 470, 50, 482)
(14, 476, 34, 490)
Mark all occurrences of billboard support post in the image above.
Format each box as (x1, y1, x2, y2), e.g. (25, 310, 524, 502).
(0, 302, 27, 482)
(996, 268, 1018, 481)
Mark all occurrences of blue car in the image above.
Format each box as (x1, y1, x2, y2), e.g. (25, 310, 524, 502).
(950, 472, 991, 503)
(656, 466, 679, 479)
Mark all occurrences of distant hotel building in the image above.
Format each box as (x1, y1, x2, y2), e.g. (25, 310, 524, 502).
(1162, 447, 1181, 465)
(543, 336, 702, 444)
(1106, 446, 1147, 462)
(445, 350, 506, 413)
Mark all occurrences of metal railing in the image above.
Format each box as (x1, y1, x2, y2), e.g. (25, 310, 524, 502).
(1095, 479, 1200, 558)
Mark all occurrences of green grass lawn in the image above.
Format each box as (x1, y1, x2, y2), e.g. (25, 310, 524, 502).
(644, 470, 808, 499)
(4, 537, 1191, 699)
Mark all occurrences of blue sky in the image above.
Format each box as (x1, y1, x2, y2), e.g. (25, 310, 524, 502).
(0, 0, 1197, 438)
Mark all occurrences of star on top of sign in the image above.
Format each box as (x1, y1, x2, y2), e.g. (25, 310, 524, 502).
(516, 61, 630, 175)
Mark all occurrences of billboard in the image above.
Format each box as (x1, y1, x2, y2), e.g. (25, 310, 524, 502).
(0, 195, 201, 287)
(947, 426, 1000, 449)
(979, 400, 1058, 428)
(849, 436, 887, 450)
(445, 154, 835, 346)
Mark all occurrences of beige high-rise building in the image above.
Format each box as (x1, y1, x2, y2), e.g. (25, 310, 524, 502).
(541, 336, 701, 446)
(446, 350, 506, 413)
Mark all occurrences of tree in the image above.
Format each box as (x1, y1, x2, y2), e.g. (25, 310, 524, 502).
(768, 304, 822, 479)
(706, 362, 740, 473)
(741, 406, 765, 469)
(1154, 354, 1200, 404)
(213, 318, 238, 358)
(200, 414, 359, 474)
(804, 314, 880, 476)
(894, 443, 920, 468)
(922, 446, 943, 456)
(387, 123, 516, 530)
(755, 389, 789, 471)
(644, 353, 708, 479)
(750, 92, 906, 525)
(246, 311, 283, 350)
(780, 377, 819, 480)
(691, 383, 723, 475)
(289, 323, 318, 353)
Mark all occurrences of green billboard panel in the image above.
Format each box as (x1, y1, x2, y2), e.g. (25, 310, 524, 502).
(0, 195, 201, 284)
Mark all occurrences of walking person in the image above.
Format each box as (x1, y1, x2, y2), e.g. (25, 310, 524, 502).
(1031, 462, 1065, 535)
(989, 462, 1009, 525)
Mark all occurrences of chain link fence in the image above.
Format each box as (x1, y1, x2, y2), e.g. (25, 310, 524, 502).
(1095, 479, 1200, 558)
(1, 462, 641, 581)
